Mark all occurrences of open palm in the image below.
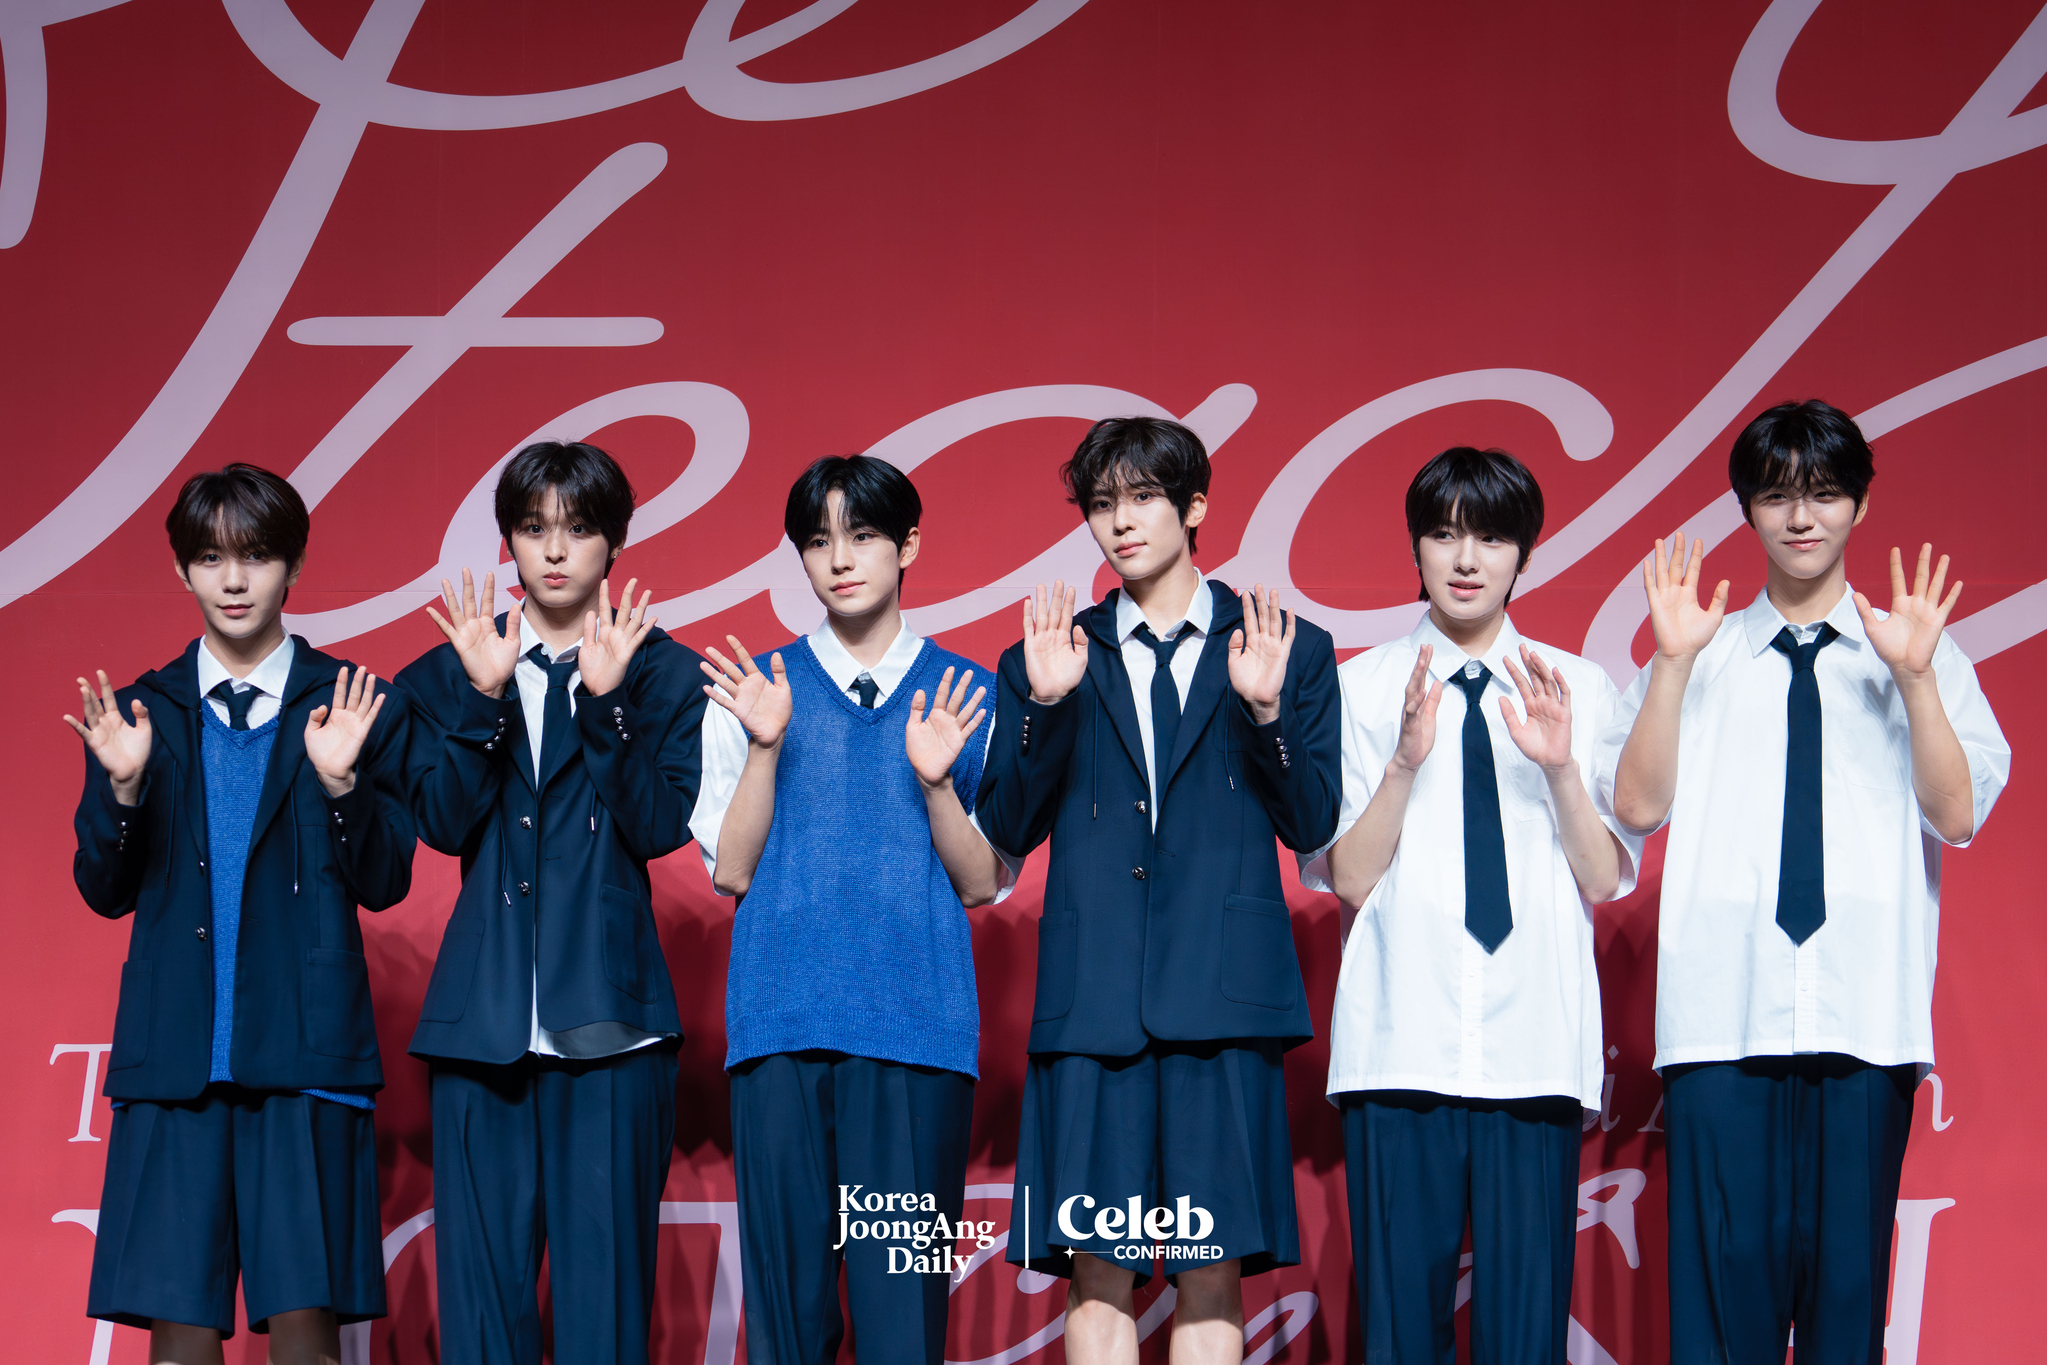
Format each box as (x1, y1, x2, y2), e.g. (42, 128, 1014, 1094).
(1856, 543, 1961, 680)
(1228, 584, 1294, 722)
(701, 636, 792, 748)
(906, 666, 988, 790)
(1022, 581, 1089, 703)
(305, 666, 387, 796)
(1499, 647, 1574, 773)
(1643, 533, 1728, 661)
(427, 567, 523, 697)
(63, 669, 153, 794)
(579, 577, 657, 697)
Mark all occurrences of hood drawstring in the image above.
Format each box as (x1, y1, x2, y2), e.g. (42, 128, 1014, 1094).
(1089, 692, 1099, 820)
(290, 785, 300, 896)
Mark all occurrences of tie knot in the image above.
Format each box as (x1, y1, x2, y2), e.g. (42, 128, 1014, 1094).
(1770, 623, 1838, 673)
(1449, 660, 1491, 699)
(1133, 623, 1185, 670)
(533, 644, 580, 689)
(208, 679, 257, 730)
(851, 673, 880, 709)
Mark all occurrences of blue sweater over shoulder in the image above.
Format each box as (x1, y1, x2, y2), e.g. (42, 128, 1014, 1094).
(724, 638, 988, 1076)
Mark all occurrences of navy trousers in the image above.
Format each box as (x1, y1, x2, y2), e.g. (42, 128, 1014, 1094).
(1664, 1054, 1916, 1365)
(429, 1046, 679, 1365)
(1341, 1091, 1581, 1365)
(729, 1050, 974, 1365)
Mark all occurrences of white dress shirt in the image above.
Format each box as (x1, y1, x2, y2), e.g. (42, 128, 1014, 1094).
(690, 621, 1020, 895)
(515, 616, 666, 1059)
(1113, 585, 1212, 827)
(196, 635, 294, 729)
(1299, 612, 1642, 1110)
(1609, 586, 2010, 1072)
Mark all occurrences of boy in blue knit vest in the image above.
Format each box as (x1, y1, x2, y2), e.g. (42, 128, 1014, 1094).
(689, 454, 1016, 1365)
(66, 465, 413, 1364)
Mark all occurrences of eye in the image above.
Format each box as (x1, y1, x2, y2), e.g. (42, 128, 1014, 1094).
(853, 531, 874, 542)
(569, 523, 589, 535)
(1132, 490, 1153, 503)
(199, 552, 221, 565)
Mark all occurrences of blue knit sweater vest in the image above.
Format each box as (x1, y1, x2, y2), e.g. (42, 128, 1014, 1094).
(724, 638, 989, 1075)
(201, 702, 278, 1083)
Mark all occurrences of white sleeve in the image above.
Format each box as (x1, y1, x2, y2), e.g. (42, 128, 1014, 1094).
(966, 710, 1025, 903)
(1586, 666, 1647, 899)
(1928, 633, 2012, 847)
(687, 702, 751, 887)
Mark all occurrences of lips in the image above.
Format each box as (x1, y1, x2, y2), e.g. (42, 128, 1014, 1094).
(1114, 543, 1143, 558)
(219, 604, 250, 616)
(832, 581, 864, 595)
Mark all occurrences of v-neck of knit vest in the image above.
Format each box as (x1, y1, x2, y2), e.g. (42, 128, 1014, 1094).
(796, 635, 928, 721)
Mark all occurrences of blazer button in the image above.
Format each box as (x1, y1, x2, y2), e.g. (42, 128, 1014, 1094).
(1132, 867, 1147, 881)
(613, 706, 624, 717)
(1134, 800, 1147, 815)
(518, 881, 531, 895)
(195, 926, 208, 941)
(520, 816, 533, 829)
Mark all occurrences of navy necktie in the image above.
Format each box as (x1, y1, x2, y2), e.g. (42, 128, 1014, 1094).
(852, 673, 879, 708)
(533, 644, 580, 775)
(207, 680, 256, 731)
(1771, 624, 1838, 944)
(1448, 662, 1513, 953)
(1133, 623, 1187, 802)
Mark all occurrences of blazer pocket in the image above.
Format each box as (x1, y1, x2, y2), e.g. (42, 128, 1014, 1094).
(302, 948, 378, 1060)
(1220, 895, 1299, 1010)
(109, 960, 151, 1070)
(602, 885, 655, 1002)
(1032, 911, 1078, 1022)
(419, 923, 485, 1023)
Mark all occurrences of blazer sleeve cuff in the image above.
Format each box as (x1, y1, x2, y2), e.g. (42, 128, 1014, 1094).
(1233, 696, 1299, 779)
(450, 679, 519, 741)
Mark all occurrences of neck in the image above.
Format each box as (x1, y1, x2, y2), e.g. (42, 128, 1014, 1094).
(202, 620, 287, 678)
(525, 589, 600, 651)
(1428, 601, 1507, 656)
(1122, 553, 1203, 633)
(1765, 559, 1847, 625)
(827, 597, 905, 670)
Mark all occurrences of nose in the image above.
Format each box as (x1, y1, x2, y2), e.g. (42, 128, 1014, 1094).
(542, 529, 568, 563)
(829, 531, 854, 574)
(1453, 537, 1481, 573)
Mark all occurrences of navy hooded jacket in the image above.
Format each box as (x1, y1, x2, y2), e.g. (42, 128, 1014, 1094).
(397, 619, 706, 1064)
(74, 638, 416, 1101)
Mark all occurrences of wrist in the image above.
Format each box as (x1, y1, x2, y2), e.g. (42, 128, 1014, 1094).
(918, 769, 954, 797)
(1541, 755, 1582, 786)
(1027, 687, 1073, 705)
(1650, 648, 1698, 673)
(1385, 755, 1422, 781)
(1245, 696, 1281, 726)
(316, 769, 357, 798)
(111, 775, 144, 807)
(472, 678, 509, 699)
(1891, 663, 1939, 693)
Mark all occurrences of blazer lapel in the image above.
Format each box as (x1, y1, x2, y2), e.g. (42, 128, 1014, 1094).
(248, 640, 328, 845)
(497, 612, 540, 796)
(1159, 582, 1241, 796)
(140, 644, 210, 866)
(1083, 595, 1151, 783)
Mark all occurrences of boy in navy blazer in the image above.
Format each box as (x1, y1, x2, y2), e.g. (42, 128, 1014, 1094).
(979, 417, 1341, 1365)
(397, 441, 706, 1365)
(67, 464, 413, 1363)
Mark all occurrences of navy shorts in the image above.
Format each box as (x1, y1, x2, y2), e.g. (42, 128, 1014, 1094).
(1007, 1038, 1299, 1284)
(88, 1086, 385, 1336)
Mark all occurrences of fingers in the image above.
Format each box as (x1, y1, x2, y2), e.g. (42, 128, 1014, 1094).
(1405, 650, 1430, 705)
(1912, 544, 1932, 601)
(701, 683, 745, 714)
(1925, 550, 1949, 606)
(1024, 586, 1039, 638)
(62, 714, 91, 739)
(700, 649, 743, 692)
(425, 605, 460, 643)
(131, 699, 149, 726)
(1852, 591, 1880, 633)
(909, 689, 929, 724)
(964, 685, 987, 718)
(1938, 578, 1963, 620)
(1683, 535, 1707, 590)
(353, 669, 376, 714)
(97, 670, 119, 715)
(439, 577, 460, 620)
(1061, 583, 1078, 638)
(1500, 653, 1537, 711)
(332, 666, 350, 717)
(725, 636, 761, 678)
(460, 566, 477, 621)
(76, 677, 98, 726)
(958, 704, 987, 742)
(1497, 695, 1526, 732)
(769, 652, 787, 686)
(933, 666, 957, 713)
(1422, 678, 1444, 717)
(1070, 624, 1088, 654)
(480, 571, 496, 624)
(1229, 627, 1246, 656)
(307, 704, 330, 730)
(503, 593, 524, 639)
(1890, 545, 1908, 602)
(1707, 579, 1730, 617)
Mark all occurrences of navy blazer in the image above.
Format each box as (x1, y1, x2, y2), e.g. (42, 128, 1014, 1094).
(398, 619, 706, 1064)
(74, 638, 416, 1100)
(976, 580, 1341, 1055)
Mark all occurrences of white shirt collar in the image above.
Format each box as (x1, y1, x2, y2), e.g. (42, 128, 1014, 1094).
(517, 614, 581, 667)
(1406, 608, 1526, 689)
(196, 634, 295, 702)
(1114, 578, 1214, 645)
(1738, 584, 1867, 657)
(807, 618, 925, 700)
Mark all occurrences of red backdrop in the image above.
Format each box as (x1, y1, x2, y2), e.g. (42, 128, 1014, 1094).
(4, 2, 2043, 1361)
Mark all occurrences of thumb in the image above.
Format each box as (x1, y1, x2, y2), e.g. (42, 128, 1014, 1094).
(130, 700, 150, 723)
(307, 705, 330, 730)
(1070, 625, 1087, 653)
(1229, 628, 1245, 654)
(910, 689, 928, 722)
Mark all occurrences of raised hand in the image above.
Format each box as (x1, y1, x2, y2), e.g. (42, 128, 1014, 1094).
(305, 665, 387, 798)
(701, 636, 792, 749)
(1642, 533, 1728, 662)
(1023, 581, 1089, 703)
(426, 568, 523, 698)
(1856, 543, 1962, 681)
(906, 666, 989, 791)
(63, 669, 152, 804)
(1499, 646, 1575, 774)
(579, 577, 657, 697)
(1391, 647, 1443, 775)
(1228, 584, 1295, 724)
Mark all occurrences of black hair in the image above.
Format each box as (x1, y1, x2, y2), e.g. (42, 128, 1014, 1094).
(165, 463, 310, 568)
(494, 441, 635, 553)
(1404, 447, 1545, 601)
(1728, 399, 1874, 522)
(1060, 417, 1212, 554)
(783, 454, 922, 551)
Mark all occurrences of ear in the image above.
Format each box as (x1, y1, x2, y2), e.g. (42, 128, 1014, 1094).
(173, 558, 195, 593)
(284, 555, 305, 589)
(1851, 492, 1870, 526)
(1182, 491, 1208, 529)
(897, 525, 921, 571)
